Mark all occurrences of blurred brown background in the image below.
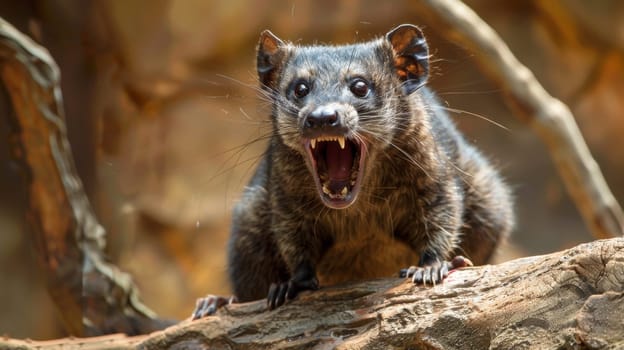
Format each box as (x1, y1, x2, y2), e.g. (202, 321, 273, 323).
(0, 0, 622, 340)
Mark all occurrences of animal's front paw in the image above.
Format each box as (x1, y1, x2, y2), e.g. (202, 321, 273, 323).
(267, 276, 319, 310)
(399, 255, 473, 286)
(191, 295, 237, 320)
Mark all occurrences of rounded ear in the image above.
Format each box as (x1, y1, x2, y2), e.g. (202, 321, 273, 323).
(385, 24, 429, 94)
(257, 30, 286, 90)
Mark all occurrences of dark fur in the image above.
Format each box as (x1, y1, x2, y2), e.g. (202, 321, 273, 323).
(228, 25, 514, 302)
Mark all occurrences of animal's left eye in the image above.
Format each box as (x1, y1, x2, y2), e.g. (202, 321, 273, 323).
(294, 81, 311, 99)
(349, 78, 370, 98)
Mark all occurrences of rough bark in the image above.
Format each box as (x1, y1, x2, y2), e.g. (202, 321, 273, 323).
(0, 17, 172, 336)
(0, 238, 622, 349)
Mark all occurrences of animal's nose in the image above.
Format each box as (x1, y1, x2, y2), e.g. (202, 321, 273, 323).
(304, 106, 339, 129)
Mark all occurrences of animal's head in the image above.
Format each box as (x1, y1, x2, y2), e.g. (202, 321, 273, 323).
(257, 24, 430, 209)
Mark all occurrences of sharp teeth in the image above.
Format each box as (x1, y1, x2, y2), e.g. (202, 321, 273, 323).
(341, 186, 348, 196)
(312, 136, 347, 148)
(322, 184, 331, 195)
(338, 137, 345, 149)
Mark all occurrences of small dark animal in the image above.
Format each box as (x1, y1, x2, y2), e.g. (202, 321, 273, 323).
(193, 24, 513, 318)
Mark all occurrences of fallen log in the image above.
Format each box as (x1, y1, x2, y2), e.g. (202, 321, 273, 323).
(1, 238, 622, 349)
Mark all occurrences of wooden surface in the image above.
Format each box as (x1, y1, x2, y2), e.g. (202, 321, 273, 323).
(1, 238, 622, 349)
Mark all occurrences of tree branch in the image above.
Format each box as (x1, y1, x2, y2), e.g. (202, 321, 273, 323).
(0, 17, 172, 336)
(1, 238, 623, 349)
(412, 0, 624, 239)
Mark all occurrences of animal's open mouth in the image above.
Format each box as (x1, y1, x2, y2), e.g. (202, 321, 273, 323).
(304, 135, 367, 209)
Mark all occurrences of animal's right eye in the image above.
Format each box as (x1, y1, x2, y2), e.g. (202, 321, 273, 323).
(349, 78, 370, 98)
(293, 81, 310, 99)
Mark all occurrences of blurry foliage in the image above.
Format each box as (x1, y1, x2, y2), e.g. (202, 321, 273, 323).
(0, 0, 623, 339)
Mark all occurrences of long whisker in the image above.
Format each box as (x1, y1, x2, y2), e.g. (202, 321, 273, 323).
(435, 105, 511, 132)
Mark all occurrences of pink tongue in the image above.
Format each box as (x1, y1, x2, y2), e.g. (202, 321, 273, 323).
(325, 141, 353, 181)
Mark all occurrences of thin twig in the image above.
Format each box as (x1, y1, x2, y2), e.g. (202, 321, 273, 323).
(415, 0, 624, 239)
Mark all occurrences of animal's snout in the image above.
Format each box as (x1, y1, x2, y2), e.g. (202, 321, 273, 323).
(304, 106, 340, 129)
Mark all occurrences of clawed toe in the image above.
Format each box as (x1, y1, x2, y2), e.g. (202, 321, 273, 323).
(267, 277, 319, 310)
(267, 282, 287, 310)
(411, 264, 443, 286)
(191, 295, 236, 320)
(400, 255, 473, 286)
